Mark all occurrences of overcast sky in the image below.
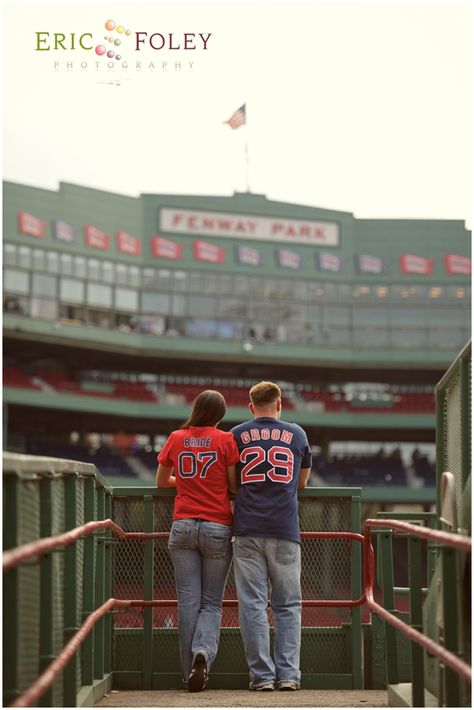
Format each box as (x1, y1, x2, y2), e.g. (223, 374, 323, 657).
(3, 1, 472, 226)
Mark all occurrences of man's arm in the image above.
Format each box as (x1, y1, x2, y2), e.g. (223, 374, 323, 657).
(156, 463, 176, 488)
(298, 467, 311, 489)
(227, 464, 238, 493)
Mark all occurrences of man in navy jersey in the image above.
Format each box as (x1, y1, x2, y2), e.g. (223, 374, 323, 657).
(229, 381, 312, 692)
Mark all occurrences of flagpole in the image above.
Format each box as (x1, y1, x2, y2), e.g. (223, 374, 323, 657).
(245, 136, 250, 193)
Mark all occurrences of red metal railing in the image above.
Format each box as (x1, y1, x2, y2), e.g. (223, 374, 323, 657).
(4, 518, 471, 706)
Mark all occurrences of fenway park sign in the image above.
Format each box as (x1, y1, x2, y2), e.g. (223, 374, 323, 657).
(160, 208, 339, 247)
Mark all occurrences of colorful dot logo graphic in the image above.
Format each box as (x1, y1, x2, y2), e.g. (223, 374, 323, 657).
(95, 19, 131, 64)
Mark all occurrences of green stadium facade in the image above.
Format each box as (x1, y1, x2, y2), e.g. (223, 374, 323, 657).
(3, 180, 471, 489)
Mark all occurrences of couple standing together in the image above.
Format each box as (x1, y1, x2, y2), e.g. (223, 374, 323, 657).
(156, 381, 312, 693)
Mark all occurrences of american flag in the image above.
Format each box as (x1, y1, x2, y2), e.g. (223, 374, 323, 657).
(224, 103, 246, 129)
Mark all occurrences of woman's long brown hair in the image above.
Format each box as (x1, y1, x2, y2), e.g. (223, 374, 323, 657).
(180, 390, 227, 429)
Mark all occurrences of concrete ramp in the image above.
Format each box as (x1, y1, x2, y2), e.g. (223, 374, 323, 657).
(95, 688, 388, 707)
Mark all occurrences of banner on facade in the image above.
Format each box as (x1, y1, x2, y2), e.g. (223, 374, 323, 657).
(444, 253, 471, 275)
(400, 253, 434, 275)
(235, 244, 262, 266)
(52, 219, 75, 243)
(84, 225, 110, 250)
(193, 240, 225, 263)
(117, 231, 142, 255)
(276, 248, 302, 269)
(151, 236, 184, 260)
(316, 251, 342, 272)
(356, 254, 385, 274)
(18, 211, 45, 238)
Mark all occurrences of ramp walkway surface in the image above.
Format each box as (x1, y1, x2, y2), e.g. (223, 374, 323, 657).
(95, 688, 388, 707)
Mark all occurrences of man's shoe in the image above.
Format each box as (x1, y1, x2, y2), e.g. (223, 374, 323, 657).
(249, 682, 274, 691)
(188, 653, 208, 692)
(277, 680, 300, 691)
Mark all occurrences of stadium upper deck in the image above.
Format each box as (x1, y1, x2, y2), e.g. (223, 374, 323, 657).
(3, 180, 471, 370)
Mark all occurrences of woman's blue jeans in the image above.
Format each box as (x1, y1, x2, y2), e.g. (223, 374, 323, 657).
(168, 518, 232, 684)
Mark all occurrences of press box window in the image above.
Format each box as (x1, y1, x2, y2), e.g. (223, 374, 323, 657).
(60, 278, 84, 304)
(87, 283, 112, 308)
(115, 287, 139, 312)
(32, 273, 56, 297)
(141, 292, 171, 314)
(4, 268, 29, 295)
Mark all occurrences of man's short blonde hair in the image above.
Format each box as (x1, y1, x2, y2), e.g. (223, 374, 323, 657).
(249, 381, 281, 407)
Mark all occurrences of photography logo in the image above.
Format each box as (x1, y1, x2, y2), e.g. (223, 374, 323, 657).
(35, 17, 212, 78)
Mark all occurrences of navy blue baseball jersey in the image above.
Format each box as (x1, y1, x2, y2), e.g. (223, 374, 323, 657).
(231, 417, 312, 543)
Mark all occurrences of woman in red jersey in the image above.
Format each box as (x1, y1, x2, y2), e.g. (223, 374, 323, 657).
(156, 390, 239, 693)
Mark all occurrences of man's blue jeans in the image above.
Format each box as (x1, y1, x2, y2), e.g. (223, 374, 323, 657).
(233, 536, 302, 686)
(168, 518, 232, 683)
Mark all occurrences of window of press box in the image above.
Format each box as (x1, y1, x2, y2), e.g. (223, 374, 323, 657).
(4, 243, 16, 266)
(389, 307, 427, 327)
(141, 291, 171, 314)
(157, 269, 172, 290)
(427, 308, 470, 328)
(102, 261, 114, 283)
(60, 278, 84, 304)
(393, 330, 427, 349)
(218, 298, 248, 318)
(250, 300, 278, 321)
(115, 287, 139, 312)
(203, 273, 219, 294)
(18, 246, 32, 269)
(59, 304, 84, 322)
(30, 297, 58, 320)
(188, 296, 216, 318)
(142, 268, 158, 287)
(74, 256, 86, 278)
(32, 273, 56, 297)
(171, 294, 186, 316)
(60, 254, 73, 276)
(86, 283, 113, 308)
(173, 271, 188, 291)
(87, 308, 111, 328)
(4, 294, 28, 315)
(352, 305, 389, 327)
(323, 305, 351, 327)
(46, 251, 60, 274)
(4, 268, 29, 294)
(33, 249, 46, 271)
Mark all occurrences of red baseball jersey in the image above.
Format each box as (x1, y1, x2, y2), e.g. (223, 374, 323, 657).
(158, 426, 240, 525)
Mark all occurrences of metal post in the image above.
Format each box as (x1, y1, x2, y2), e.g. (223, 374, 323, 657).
(94, 486, 106, 680)
(82, 477, 96, 686)
(3, 475, 20, 705)
(39, 477, 54, 707)
(63, 475, 78, 706)
(351, 495, 363, 688)
(104, 492, 113, 675)
(380, 530, 399, 685)
(442, 547, 460, 706)
(435, 387, 445, 525)
(408, 537, 424, 707)
(460, 357, 470, 491)
(143, 495, 155, 689)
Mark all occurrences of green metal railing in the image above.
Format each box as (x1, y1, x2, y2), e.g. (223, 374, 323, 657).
(3, 454, 113, 707)
(436, 340, 471, 523)
(3, 454, 364, 705)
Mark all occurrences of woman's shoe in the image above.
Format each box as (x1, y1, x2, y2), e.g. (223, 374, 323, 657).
(188, 653, 208, 692)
